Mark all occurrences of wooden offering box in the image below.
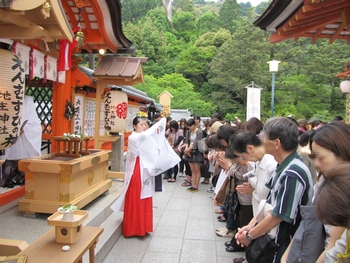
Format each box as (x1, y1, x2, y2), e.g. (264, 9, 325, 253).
(18, 150, 112, 215)
(47, 210, 88, 244)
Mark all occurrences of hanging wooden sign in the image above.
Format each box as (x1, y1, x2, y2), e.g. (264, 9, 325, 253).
(0, 49, 25, 151)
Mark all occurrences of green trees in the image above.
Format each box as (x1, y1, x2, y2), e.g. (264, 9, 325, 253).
(121, 0, 160, 23)
(120, 1, 349, 122)
(135, 74, 217, 116)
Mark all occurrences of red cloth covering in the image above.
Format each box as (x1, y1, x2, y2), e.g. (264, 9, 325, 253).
(57, 25, 79, 72)
(122, 157, 153, 237)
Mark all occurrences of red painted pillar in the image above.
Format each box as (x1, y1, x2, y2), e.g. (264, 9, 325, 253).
(51, 70, 72, 152)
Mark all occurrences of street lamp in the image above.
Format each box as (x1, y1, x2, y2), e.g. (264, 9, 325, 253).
(340, 80, 350, 124)
(267, 60, 280, 117)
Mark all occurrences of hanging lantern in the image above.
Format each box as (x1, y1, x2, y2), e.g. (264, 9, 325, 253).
(104, 87, 128, 134)
(75, 28, 85, 48)
(74, 7, 85, 48)
(340, 80, 350, 93)
(0, 49, 25, 152)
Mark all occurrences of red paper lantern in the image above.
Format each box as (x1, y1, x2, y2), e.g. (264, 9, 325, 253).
(0, 49, 25, 151)
(104, 88, 128, 134)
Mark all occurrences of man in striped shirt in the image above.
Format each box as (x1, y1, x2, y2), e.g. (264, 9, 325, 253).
(235, 117, 313, 263)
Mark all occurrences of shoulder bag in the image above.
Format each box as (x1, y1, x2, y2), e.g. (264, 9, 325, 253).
(246, 232, 279, 263)
(335, 229, 350, 263)
(197, 138, 208, 153)
(224, 176, 240, 230)
(287, 205, 325, 263)
(215, 176, 229, 205)
(246, 200, 280, 263)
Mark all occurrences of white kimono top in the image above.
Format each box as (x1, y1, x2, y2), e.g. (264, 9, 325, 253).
(111, 118, 180, 212)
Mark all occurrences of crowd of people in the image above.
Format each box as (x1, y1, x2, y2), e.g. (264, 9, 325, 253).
(113, 111, 350, 263)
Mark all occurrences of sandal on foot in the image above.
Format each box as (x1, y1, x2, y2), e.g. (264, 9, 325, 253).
(233, 257, 245, 263)
(217, 215, 227, 222)
(214, 208, 224, 214)
(181, 180, 191, 187)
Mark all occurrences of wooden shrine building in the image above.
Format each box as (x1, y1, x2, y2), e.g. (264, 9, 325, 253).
(0, 0, 150, 208)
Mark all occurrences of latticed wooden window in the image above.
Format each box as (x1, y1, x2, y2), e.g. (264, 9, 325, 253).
(25, 77, 53, 135)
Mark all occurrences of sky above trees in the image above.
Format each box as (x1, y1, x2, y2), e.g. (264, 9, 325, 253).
(237, 0, 265, 6)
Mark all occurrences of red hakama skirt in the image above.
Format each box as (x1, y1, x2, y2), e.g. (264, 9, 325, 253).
(122, 157, 153, 237)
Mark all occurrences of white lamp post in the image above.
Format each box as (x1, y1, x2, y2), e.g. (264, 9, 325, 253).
(267, 60, 280, 117)
(340, 80, 350, 124)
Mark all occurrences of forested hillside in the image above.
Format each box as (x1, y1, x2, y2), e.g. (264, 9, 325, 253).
(120, 0, 350, 122)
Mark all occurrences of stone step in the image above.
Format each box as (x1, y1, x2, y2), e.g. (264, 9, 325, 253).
(81, 179, 124, 263)
(82, 180, 123, 226)
(84, 210, 123, 263)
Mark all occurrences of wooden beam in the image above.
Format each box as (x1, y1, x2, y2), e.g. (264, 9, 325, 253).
(81, 10, 93, 35)
(329, 24, 347, 44)
(0, 25, 54, 41)
(10, 0, 46, 11)
(49, 0, 74, 42)
(0, 4, 72, 42)
(276, 13, 340, 35)
(312, 26, 324, 43)
(297, 3, 349, 24)
(42, 25, 72, 39)
(303, 0, 348, 12)
(108, 171, 124, 179)
(0, 9, 33, 28)
(61, 1, 76, 26)
(83, 33, 104, 43)
(83, 45, 94, 53)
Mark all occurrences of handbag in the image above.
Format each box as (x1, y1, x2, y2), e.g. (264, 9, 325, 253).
(224, 190, 240, 230)
(336, 229, 350, 263)
(246, 200, 288, 263)
(224, 176, 240, 230)
(197, 137, 208, 153)
(287, 205, 325, 263)
(215, 176, 229, 205)
(246, 233, 279, 263)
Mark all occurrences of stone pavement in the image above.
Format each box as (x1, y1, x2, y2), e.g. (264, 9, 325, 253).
(0, 176, 246, 262)
(103, 176, 245, 263)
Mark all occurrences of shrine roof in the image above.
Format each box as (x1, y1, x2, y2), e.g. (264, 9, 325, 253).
(254, 0, 350, 44)
(109, 85, 154, 104)
(0, 0, 74, 42)
(92, 56, 148, 85)
(78, 65, 95, 79)
(0, 0, 133, 54)
(93, 56, 148, 77)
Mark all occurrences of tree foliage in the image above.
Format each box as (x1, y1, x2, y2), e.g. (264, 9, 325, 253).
(120, 0, 350, 122)
(135, 74, 217, 116)
(121, 0, 160, 23)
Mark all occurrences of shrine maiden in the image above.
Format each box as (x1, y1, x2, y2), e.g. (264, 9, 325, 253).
(111, 116, 180, 237)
